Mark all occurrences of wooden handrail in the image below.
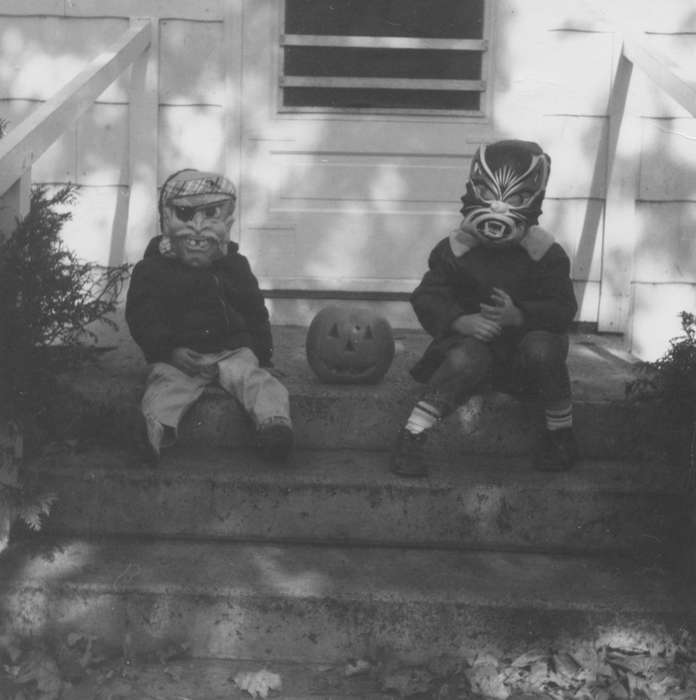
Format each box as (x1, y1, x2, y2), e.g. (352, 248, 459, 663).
(0, 21, 151, 195)
(622, 33, 696, 118)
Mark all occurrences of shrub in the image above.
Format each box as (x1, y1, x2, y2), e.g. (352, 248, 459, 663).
(627, 311, 696, 489)
(0, 180, 130, 531)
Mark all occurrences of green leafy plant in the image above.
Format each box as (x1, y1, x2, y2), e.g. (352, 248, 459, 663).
(627, 311, 696, 489)
(0, 184, 129, 425)
(0, 176, 130, 531)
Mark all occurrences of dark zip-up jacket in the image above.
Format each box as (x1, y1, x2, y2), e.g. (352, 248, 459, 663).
(126, 236, 273, 365)
(410, 228, 577, 381)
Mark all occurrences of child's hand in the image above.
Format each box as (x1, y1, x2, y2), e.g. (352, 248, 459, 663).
(451, 313, 502, 342)
(170, 347, 205, 376)
(480, 288, 524, 328)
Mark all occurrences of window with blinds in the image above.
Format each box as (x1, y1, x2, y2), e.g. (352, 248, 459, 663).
(280, 0, 488, 114)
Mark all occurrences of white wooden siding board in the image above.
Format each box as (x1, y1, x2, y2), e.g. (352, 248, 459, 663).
(542, 31, 613, 115)
(537, 116, 607, 198)
(272, 159, 468, 204)
(639, 118, 696, 201)
(255, 276, 420, 294)
(0, 98, 76, 182)
(63, 0, 223, 20)
(542, 198, 604, 281)
(0, 0, 223, 15)
(633, 202, 696, 283)
(0, 17, 130, 102)
(0, 21, 149, 195)
(245, 210, 459, 280)
(280, 35, 487, 51)
(159, 20, 224, 105)
(158, 105, 226, 180)
(60, 186, 124, 266)
(75, 102, 128, 186)
(629, 283, 696, 360)
(495, 30, 612, 117)
(249, 119, 488, 151)
(570, 0, 696, 34)
(266, 298, 419, 329)
(280, 77, 485, 91)
(0, 1, 64, 14)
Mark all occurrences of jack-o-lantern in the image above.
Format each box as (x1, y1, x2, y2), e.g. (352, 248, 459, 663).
(306, 306, 395, 384)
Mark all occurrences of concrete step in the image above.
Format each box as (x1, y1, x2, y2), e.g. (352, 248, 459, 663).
(59, 328, 669, 461)
(1, 537, 692, 665)
(50, 658, 393, 700)
(27, 447, 687, 557)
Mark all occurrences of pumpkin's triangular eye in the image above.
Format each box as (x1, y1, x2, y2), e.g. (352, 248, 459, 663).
(345, 340, 356, 352)
(329, 323, 340, 338)
(364, 326, 373, 340)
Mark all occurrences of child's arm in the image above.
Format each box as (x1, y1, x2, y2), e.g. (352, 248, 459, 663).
(516, 245, 578, 332)
(411, 239, 498, 340)
(125, 262, 177, 363)
(234, 255, 274, 366)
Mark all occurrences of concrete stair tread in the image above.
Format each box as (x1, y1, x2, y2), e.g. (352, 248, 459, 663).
(28, 446, 687, 553)
(58, 658, 392, 699)
(31, 445, 682, 492)
(1, 537, 687, 612)
(3, 537, 691, 662)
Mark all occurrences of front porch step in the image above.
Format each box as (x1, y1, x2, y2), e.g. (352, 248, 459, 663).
(61, 328, 666, 461)
(27, 447, 686, 557)
(1, 537, 692, 665)
(35, 658, 393, 700)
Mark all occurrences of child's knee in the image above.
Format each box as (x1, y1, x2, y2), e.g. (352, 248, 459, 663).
(443, 338, 491, 377)
(519, 331, 567, 367)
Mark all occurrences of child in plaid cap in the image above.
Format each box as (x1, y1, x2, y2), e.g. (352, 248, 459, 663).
(126, 168, 293, 462)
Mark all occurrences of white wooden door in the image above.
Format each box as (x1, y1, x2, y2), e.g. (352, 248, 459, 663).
(237, 0, 493, 310)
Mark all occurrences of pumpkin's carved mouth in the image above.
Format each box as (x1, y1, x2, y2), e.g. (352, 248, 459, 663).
(306, 306, 395, 385)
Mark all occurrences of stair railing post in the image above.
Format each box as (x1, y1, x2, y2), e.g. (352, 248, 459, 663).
(123, 17, 159, 265)
(0, 170, 31, 242)
(0, 171, 30, 552)
(597, 43, 641, 334)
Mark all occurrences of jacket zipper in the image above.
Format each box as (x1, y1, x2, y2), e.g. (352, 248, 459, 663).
(212, 272, 232, 335)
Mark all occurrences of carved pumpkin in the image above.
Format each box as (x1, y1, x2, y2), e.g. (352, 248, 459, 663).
(306, 305, 395, 384)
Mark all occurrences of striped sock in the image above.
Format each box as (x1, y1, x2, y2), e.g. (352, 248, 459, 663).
(545, 402, 573, 431)
(405, 400, 442, 435)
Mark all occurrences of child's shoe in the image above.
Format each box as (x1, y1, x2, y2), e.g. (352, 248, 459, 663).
(533, 427, 578, 471)
(390, 429, 428, 477)
(257, 417, 294, 462)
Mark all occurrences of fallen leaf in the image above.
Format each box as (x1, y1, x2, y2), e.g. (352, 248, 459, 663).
(510, 650, 548, 669)
(466, 661, 508, 700)
(553, 652, 582, 678)
(66, 633, 85, 648)
(233, 668, 282, 699)
(381, 665, 432, 696)
(344, 659, 370, 677)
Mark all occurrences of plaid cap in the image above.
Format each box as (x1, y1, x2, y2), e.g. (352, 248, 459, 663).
(162, 170, 237, 207)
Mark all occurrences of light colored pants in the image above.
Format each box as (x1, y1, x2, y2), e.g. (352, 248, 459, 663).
(142, 347, 291, 449)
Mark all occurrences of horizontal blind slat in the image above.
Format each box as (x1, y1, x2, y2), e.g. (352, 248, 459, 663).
(280, 76, 486, 91)
(281, 34, 487, 51)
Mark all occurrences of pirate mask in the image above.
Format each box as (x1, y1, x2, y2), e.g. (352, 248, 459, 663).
(159, 169, 237, 267)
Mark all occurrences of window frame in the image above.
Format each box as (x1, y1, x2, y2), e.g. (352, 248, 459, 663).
(277, 0, 493, 118)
